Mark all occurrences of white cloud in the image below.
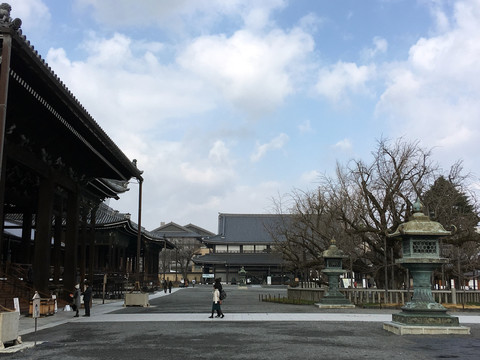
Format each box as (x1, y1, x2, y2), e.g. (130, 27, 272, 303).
(10, 0, 50, 32)
(46, 33, 216, 137)
(251, 133, 289, 162)
(376, 0, 480, 172)
(315, 61, 375, 103)
(298, 119, 313, 134)
(333, 138, 353, 151)
(362, 36, 388, 60)
(41, 2, 311, 232)
(76, 0, 286, 33)
(300, 170, 320, 184)
(178, 27, 314, 118)
(209, 140, 230, 164)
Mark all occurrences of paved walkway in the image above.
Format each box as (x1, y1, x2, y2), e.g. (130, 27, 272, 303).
(17, 286, 480, 336)
(3, 286, 479, 359)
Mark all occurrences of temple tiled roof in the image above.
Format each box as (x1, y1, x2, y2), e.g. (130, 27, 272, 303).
(151, 221, 214, 239)
(202, 213, 289, 245)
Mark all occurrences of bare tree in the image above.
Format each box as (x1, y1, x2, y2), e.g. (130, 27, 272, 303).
(271, 138, 479, 290)
(269, 188, 359, 283)
(318, 138, 438, 288)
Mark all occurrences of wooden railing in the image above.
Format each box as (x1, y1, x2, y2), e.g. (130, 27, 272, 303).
(287, 287, 480, 305)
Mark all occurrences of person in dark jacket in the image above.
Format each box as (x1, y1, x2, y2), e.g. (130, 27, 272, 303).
(73, 284, 81, 317)
(168, 280, 173, 293)
(82, 282, 93, 317)
(215, 278, 223, 291)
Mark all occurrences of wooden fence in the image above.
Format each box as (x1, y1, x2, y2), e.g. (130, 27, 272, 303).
(287, 287, 480, 305)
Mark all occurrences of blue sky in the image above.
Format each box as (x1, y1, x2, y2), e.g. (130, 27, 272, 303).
(10, 0, 480, 232)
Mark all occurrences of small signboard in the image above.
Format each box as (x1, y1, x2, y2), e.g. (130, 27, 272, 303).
(52, 294, 57, 313)
(202, 274, 214, 278)
(32, 291, 41, 319)
(13, 297, 20, 312)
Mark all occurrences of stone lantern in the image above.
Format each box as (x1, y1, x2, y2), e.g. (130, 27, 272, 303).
(317, 239, 354, 308)
(238, 266, 247, 288)
(383, 199, 470, 335)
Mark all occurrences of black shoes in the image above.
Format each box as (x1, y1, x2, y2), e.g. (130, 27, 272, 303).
(209, 314, 224, 319)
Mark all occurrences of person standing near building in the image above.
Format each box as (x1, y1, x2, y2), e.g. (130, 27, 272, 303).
(208, 283, 224, 319)
(82, 282, 92, 317)
(73, 284, 81, 317)
(168, 280, 173, 293)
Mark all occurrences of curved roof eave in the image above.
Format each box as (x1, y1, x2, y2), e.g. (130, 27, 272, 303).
(5, 24, 143, 181)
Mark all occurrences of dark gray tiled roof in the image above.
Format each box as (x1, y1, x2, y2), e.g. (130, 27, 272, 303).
(203, 213, 288, 244)
(184, 224, 215, 237)
(151, 221, 206, 239)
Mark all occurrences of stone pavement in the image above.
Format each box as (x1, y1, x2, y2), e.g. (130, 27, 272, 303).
(3, 285, 480, 359)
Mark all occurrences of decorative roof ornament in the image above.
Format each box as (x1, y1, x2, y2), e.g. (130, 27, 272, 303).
(0, 3, 22, 30)
(322, 238, 347, 258)
(412, 197, 423, 213)
(388, 198, 454, 238)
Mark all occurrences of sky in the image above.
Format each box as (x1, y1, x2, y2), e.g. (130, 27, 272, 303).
(9, 0, 480, 233)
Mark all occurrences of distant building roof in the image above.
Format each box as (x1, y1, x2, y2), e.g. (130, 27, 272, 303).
(203, 213, 288, 245)
(94, 203, 175, 248)
(151, 221, 214, 239)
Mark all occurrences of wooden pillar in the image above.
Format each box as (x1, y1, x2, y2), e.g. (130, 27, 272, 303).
(53, 203, 63, 285)
(0, 151, 6, 267)
(88, 205, 97, 284)
(64, 190, 79, 292)
(154, 248, 160, 275)
(33, 177, 54, 293)
(79, 204, 88, 286)
(108, 234, 113, 272)
(116, 246, 121, 272)
(21, 209, 33, 264)
(0, 33, 13, 268)
(143, 242, 149, 282)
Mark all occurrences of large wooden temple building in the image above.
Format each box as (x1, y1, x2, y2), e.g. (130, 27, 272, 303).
(0, 4, 172, 306)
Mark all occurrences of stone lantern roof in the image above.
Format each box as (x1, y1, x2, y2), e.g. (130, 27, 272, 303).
(322, 239, 347, 259)
(388, 199, 453, 238)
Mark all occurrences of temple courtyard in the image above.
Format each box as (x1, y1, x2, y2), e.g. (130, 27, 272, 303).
(2, 285, 479, 360)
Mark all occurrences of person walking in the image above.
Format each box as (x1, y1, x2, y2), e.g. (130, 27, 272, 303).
(82, 282, 92, 317)
(208, 283, 224, 319)
(73, 284, 81, 317)
(168, 280, 173, 294)
(215, 278, 223, 292)
(163, 280, 168, 293)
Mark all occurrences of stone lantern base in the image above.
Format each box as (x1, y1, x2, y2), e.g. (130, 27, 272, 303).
(392, 310, 459, 326)
(383, 322, 470, 335)
(316, 287, 355, 309)
(384, 302, 471, 335)
(316, 302, 355, 309)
